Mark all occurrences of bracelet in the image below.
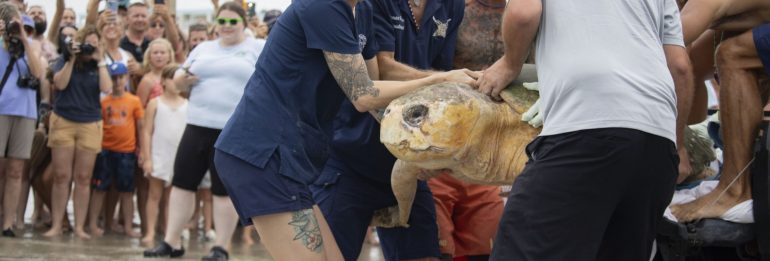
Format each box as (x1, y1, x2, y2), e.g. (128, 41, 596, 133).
(98, 62, 107, 67)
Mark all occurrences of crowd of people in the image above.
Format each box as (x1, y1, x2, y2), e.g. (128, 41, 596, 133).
(1, 0, 769, 260)
(0, 0, 279, 260)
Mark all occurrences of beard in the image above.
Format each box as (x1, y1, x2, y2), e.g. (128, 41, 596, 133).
(34, 20, 47, 36)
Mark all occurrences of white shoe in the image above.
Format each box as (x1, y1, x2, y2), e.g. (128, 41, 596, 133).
(181, 229, 190, 241)
(205, 230, 216, 241)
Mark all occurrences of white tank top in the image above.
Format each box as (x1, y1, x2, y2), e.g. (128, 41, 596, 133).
(150, 97, 188, 182)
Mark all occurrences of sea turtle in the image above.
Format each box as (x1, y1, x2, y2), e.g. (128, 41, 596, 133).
(376, 68, 717, 227)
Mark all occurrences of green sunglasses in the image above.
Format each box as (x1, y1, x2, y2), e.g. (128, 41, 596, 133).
(216, 17, 242, 26)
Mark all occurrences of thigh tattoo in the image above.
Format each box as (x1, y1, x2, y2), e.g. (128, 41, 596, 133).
(289, 209, 323, 253)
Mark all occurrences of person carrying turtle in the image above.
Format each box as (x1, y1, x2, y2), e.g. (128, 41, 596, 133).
(212, 0, 477, 260)
(477, 0, 692, 259)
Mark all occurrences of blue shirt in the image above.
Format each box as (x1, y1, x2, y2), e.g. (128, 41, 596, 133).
(330, 0, 464, 183)
(51, 58, 102, 123)
(0, 45, 36, 120)
(215, 0, 361, 184)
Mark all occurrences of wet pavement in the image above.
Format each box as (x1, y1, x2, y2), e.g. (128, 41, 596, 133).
(0, 227, 386, 261)
(0, 191, 385, 260)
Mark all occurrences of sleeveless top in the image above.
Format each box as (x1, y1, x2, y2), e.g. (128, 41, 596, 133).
(150, 98, 188, 183)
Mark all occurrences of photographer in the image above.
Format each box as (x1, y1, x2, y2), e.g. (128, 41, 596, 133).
(44, 25, 112, 239)
(0, 2, 43, 237)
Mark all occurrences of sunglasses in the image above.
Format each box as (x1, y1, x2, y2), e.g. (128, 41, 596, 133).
(151, 22, 165, 28)
(216, 17, 242, 26)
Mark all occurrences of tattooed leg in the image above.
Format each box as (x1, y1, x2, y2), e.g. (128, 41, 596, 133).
(250, 206, 342, 260)
(289, 209, 324, 253)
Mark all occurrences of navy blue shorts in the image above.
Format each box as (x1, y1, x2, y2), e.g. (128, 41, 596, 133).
(310, 159, 440, 261)
(92, 150, 136, 192)
(214, 149, 314, 226)
(753, 23, 770, 77)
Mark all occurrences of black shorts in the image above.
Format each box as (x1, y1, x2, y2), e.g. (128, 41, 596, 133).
(491, 128, 678, 261)
(172, 124, 227, 196)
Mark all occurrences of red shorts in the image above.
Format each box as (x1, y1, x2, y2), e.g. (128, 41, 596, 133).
(428, 174, 504, 257)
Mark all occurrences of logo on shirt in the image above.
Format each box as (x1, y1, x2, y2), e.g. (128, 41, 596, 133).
(358, 34, 367, 52)
(391, 15, 405, 31)
(432, 17, 451, 38)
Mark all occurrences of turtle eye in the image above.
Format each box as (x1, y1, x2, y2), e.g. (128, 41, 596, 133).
(403, 105, 428, 127)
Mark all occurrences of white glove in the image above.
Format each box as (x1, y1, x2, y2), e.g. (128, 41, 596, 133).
(521, 82, 543, 128)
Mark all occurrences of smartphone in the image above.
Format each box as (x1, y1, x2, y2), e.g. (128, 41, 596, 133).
(154, 0, 165, 4)
(247, 2, 257, 17)
(107, 0, 119, 13)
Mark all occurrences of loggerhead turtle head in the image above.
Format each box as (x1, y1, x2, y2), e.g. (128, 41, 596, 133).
(380, 82, 491, 168)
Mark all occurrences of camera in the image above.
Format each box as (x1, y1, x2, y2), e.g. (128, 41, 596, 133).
(80, 43, 96, 56)
(4, 20, 24, 58)
(17, 74, 40, 91)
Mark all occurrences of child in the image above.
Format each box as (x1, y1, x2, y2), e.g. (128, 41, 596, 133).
(140, 64, 187, 244)
(88, 62, 144, 238)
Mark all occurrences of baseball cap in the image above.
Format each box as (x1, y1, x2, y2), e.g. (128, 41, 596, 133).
(108, 63, 129, 76)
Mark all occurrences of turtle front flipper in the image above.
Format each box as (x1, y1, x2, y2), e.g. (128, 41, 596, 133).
(390, 160, 420, 228)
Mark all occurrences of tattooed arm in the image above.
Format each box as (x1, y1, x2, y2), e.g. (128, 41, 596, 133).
(376, 51, 434, 81)
(324, 51, 476, 117)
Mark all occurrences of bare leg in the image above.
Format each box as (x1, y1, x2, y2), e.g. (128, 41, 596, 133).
(88, 190, 106, 236)
(104, 184, 120, 234)
(242, 226, 255, 245)
(161, 186, 170, 234)
(15, 160, 31, 229)
(212, 195, 238, 250)
(135, 172, 148, 235)
(43, 147, 75, 237)
(2, 158, 25, 231)
(200, 188, 213, 236)
(120, 192, 140, 238)
(162, 187, 196, 249)
(251, 206, 343, 261)
(71, 148, 97, 239)
(672, 29, 763, 222)
(142, 177, 164, 243)
(189, 191, 201, 231)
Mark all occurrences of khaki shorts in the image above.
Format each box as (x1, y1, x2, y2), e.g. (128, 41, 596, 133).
(48, 112, 103, 154)
(0, 115, 36, 160)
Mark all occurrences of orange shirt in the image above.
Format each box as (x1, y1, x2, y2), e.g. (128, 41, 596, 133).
(101, 93, 144, 153)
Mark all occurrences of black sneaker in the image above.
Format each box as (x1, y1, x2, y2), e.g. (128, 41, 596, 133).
(201, 246, 229, 261)
(143, 241, 185, 258)
(2, 228, 15, 237)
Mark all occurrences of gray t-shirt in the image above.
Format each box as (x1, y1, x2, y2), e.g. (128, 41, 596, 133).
(536, 0, 684, 142)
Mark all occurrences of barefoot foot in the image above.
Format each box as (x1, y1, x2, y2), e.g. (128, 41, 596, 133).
(141, 235, 155, 244)
(125, 228, 141, 238)
(90, 226, 104, 237)
(670, 187, 752, 222)
(42, 227, 62, 237)
(74, 229, 92, 239)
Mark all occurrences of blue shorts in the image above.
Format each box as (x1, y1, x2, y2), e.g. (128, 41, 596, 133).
(310, 159, 440, 261)
(214, 149, 314, 226)
(92, 150, 136, 192)
(753, 23, 770, 77)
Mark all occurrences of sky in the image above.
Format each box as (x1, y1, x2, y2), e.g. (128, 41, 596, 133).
(26, 0, 293, 25)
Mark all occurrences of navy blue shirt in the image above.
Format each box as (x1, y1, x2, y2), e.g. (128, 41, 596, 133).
(330, 0, 464, 183)
(215, 0, 362, 184)
(51, 58, 102, 123)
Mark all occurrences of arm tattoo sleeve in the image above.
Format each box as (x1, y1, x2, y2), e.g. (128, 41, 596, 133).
(289, 209, 324, 253)
(323, 51, 379, 102)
